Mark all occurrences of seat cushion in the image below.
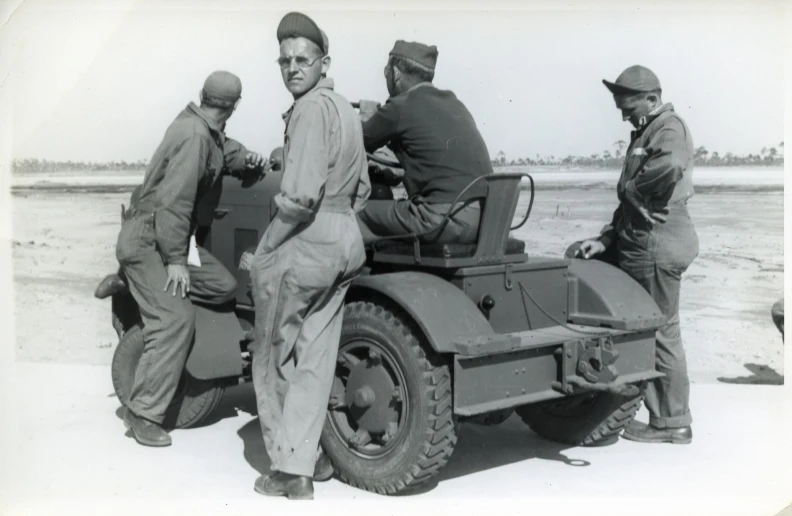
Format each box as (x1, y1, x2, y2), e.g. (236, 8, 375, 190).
(375, 237, 526, 259)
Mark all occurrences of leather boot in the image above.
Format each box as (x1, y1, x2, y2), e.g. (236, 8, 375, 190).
(123, 408, 172, 447)
(622, 420, 692, 444)
(254, 473, 314, 500)
(313, 452, 334, 482)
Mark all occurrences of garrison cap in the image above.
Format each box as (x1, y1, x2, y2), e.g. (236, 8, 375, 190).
(389, 40, 438, 71)
(277, 12, 329, 55)
(602, 65, 661, 95)
(202, 71, 242, 106)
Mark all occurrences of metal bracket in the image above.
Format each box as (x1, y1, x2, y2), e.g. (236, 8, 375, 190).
(552, 335, 623, 396)
(504, 263, 513, 290)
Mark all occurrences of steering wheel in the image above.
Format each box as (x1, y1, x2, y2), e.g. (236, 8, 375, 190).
(351, 101, 402, 168)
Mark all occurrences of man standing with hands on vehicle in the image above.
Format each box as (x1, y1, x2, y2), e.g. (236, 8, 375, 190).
(116, 71, 265, 447)
(249, 12, 369, 500)
(572, 65, 699, 444)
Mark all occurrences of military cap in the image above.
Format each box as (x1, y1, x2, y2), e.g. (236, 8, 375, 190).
(389, 40, 438, 71)
(202, 71, 242, 106)
(603, 65, 661, 94)
(277, 12, 328, 55)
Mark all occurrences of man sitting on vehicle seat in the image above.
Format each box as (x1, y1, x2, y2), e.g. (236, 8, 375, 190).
(356, 40, 493, 245)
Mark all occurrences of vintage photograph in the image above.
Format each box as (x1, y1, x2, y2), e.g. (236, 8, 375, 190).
(0, 0, 788, 514)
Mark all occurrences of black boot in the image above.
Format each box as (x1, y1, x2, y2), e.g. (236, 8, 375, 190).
(123, 408, 172, 447)
(313, 452, 334, 482)
(622, 421, 692, 444)
(254, 473, 314, 500)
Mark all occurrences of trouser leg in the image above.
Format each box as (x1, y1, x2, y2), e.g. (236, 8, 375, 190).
(123, 250, 196, 424)
(622, 260, 692, 429)
(188, 246, 238, 305)
(276, 282, 349, 477)
(357, 199, 480, 245)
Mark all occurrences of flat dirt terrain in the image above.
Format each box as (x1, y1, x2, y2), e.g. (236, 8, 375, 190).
(9, 167, 785, 384)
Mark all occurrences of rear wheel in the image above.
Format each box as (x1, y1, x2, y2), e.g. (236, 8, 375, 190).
(111, 324, 225, 429)
(320, 299, 457, 495)
(515, 388, 644, 446)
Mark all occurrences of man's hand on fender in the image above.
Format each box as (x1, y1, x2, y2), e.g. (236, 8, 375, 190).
(577, 239, 606, 259)
(164, 264, 190, 298)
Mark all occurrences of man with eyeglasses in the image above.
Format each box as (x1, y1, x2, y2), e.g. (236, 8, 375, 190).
(248, 11, 369, 500)
(116, 71, 266, 447)
(356, 40, 493, 245)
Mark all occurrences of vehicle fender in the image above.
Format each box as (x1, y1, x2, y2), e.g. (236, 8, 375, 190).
(185, 305, 245, 380)
(349, 271, 494, 354)
(565, 258, 666, 330)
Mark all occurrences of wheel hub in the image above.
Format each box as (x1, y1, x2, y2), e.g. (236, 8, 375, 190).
(344, 354, 399, 434)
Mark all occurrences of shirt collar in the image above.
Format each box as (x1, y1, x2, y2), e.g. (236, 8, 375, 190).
(637, 102, 674, 129)
(281, 77, 336, 120)
(186, 102, 225, 144)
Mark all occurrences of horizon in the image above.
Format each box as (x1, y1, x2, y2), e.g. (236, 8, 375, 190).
(2, 0, 785, 163)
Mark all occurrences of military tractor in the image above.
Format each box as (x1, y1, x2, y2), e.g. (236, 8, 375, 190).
(95, 126, 666, 495)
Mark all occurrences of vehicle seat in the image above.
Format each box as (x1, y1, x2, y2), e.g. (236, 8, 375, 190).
(371, 173, 530, 268)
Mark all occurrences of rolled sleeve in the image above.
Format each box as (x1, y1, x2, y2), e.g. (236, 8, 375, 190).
(632, 124, 689, 198)
(154, 133, 209, 265)
(276, 99, 330, 223)
(362, 98, 402, 152)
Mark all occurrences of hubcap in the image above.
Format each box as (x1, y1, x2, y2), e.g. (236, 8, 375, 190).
(327, 339, 407, 458)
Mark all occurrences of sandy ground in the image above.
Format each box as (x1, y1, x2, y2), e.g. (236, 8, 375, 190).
(10, 168, 784, 384)
(0, 362, 789, 515)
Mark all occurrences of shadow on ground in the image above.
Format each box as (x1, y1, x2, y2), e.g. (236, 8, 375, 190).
(224, 384, 602, 497)
(717, 363, 784, 385)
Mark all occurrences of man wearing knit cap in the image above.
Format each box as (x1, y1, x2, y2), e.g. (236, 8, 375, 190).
(249, 11, 369, 500)
(116, 70, 266, 447)
(356, 40, 493, 245)
(569, 65, 699, 445)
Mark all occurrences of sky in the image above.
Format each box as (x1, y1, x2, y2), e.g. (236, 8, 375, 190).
(1, 0, 787, 163)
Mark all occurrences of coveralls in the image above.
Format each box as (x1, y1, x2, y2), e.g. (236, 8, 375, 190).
(250, 77, 370, 477)
(359, 82, 492, 244)
(115, 102, 249, 424)
(597, 103, 699, 429)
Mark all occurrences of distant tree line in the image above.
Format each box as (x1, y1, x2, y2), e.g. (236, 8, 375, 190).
(11, 158, 149, 173)
(492, 141, 785, 168)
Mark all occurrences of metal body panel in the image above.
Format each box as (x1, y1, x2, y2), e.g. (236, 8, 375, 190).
(453, 329, 657, 416)
(204, 172, 282, 305)
(566, 258, 666, 330)
(185, 305, 245, 380)
(349, 272, 495, 354)
(453, 259, 570, 334)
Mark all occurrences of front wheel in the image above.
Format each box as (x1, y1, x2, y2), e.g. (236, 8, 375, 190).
(111, 324, 225, 429)
(320, 299, 457, 495)
(515, 387, 644, 446)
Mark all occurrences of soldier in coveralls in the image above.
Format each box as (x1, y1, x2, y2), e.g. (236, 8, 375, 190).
(249, 12, 369, 500)
(569, 65, 699, 444)
(116, 71, 265, 447)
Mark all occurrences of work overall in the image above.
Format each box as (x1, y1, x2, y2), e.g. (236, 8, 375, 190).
(250, 78, 369, 477)
(598, 103, 699, 430)
(115, 103, 247, 424)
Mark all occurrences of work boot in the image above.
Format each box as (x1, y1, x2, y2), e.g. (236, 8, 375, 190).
(313, 452, 334, 482)
(254, 473, 314, 500)
(123, 408, 172, 447)
(621, 420, 692, 444)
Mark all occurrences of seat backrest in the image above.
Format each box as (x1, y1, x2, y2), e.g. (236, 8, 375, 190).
(472, 173, 524, 259)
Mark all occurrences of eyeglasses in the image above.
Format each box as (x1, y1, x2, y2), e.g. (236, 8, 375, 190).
(276, 55, 325, 70)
